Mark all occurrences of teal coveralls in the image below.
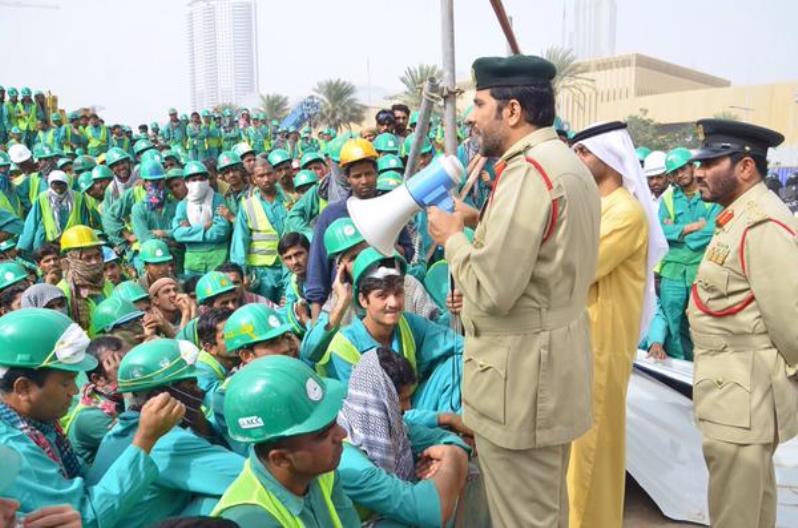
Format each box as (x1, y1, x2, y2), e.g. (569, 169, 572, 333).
(172, 192, 231, 275)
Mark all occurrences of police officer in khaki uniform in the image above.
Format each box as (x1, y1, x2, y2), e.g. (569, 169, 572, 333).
(428, 55, 601, 527)
(687, 119, 798, 528)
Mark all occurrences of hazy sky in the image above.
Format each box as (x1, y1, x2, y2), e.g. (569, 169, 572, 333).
(1, 0, 796, 126)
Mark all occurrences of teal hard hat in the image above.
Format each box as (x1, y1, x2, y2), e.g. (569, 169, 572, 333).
(32, 144, 54, 160)
(196, 271, 236, 304)
(105, 147, 131, 167)
(139, 149, 162, 165)
(90, 297, 145, 336)
(200, 109, 210, 118)
(271, 119, 279, 126)
(77, 172, 94, 193)
(73, 155, 97, 174)
(665, 147, 693, 174)
(165, 167, 184, 180)
(180, 114, 188, 121)
(267, 149, 292, 167)
(293, 170, 318, 189)
(117, 339, 199, 393)
(223, 304, 291, 354)
(139, 238, 173, 264)
(168, 108, 177, 114)
(635, 146, 652, 162)
(352, 247, 407, 303)
(6, 87, 17, 97)
(0, 308, 96, 372)
(51, 112, 62, 123)
(161, 149, 179, 161)
(0, 261, 28, 291)
(113, 280, 149, 304)
(377, 154, 404, 174)
(133, 139, 155, 157)
(373, 133, 400, 154)
(183, 160, 208, 179)
(0, 239, 16, 253)
(409, 111, 419, 126)
(20, 87, 31, 97)
(223, 355, 345, 443)
(377, 170, 403, 192)
(56, 157, 72, 170)
(0, 152, 10, 167)
(232, 142, 255, 158)
(90, 164, 114, 182)
(217, 150, 242, 172)
(402, 133, 433, 157)
(139, 159, 167, 180)
(300, 151, 325, 169)
(323, 217, 364, 257)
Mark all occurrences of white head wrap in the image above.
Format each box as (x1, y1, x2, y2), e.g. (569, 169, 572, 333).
(575, 124, 669, 341)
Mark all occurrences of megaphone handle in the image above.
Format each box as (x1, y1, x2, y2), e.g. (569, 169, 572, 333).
(437, 193, 455, 213)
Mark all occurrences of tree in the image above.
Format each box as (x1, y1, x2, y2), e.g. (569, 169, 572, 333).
(543, 46, 595, 107)
(713, 110, 740, 121)
(259, 93, 290, 123)
(213, 103, 241, 116)
(626, 108, 698, 151)
(396, 64, 443, 110)
(313, 79, 365, 131)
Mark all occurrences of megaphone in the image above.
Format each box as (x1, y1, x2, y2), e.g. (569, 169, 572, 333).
(347, 155, 465, 257)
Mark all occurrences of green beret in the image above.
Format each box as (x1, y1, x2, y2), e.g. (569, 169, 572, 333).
(472, 55, 557, 90)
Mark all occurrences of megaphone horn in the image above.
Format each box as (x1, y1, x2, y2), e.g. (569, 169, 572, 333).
(347, 155, 464, 257)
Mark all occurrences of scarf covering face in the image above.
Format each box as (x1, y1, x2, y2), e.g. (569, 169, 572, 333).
(145, 181, 166, 211)
(46, 188, 74, 237)
(66, 252, 106, 329)
(573, 124, 669, 341)
(185, 180, 213, 226)
(79, 382, 120, 418)
(337, 350, 415, 481)
(0, 401, 82, 478)
(20, 283, 66, 310)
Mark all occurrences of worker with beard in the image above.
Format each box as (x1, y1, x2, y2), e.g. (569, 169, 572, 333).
(149, 277, 195, 330)
(283, 151, 331, 240)
(305, 138, 414, 322)
(230, 158, 288, 303)
(88, 339, 245, 526)
(101, 147, 139, 214)
(658, 146, 721, 360)
(216, 150, 251, 221)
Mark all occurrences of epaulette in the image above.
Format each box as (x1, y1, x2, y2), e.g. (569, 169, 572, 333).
(744, 200, 769, 227)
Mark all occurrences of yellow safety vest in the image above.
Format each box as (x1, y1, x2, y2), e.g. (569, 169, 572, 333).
(60, 402, 89, 433)
(319, 197, 328, 214)
(317, 315, 417, 377)
(86, 125, 108, 151)
(211, 460, 342, 527)
(0, 189, 22, 217)
(39, 191, 84, 241)
(197, 351, 226, 381)
(661, 186, 712, 221)
(206, 124, 223, 148)
(241, 194, 280, 267)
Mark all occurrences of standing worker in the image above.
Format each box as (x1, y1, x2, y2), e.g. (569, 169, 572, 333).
(687, 119, 798, 528)
(427, 55, 600, 527)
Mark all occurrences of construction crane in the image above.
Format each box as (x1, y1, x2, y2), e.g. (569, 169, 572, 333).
(0, 1, 60, 9)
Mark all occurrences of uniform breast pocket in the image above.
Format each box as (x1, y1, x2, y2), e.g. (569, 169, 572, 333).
(697, 263, 729, 296)
(694, 351, 752, 429)
(463, 336, 508, 425)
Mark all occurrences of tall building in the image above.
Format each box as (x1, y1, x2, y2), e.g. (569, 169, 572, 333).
(187, 0, 259, 111)
(566, 0, 617, 60)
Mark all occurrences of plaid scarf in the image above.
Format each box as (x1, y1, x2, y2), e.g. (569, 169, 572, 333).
(0, 401, 82, 478)
(145, 182, 166, 211)
(79, 383, 120, 418)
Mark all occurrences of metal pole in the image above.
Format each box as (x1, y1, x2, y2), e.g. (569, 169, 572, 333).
(403, 78, 438, 180)
(489, 0, 521, 55)
(441, 0, 457, 156)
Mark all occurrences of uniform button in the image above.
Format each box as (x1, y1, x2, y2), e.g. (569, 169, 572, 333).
(715, 378, 724, 387)
(478, 361, 486, 369)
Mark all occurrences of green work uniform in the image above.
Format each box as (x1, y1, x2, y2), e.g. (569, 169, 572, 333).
(172, 192, 231, 275)
(18, 191, 90, 252)
(284, 183, 328, 240)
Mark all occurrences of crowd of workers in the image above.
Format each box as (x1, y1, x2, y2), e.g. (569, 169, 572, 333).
(0, 59, 796, 528)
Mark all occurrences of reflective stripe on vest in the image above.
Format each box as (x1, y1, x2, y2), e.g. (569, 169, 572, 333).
(60, 402, 89, 434)
(319, 197, 328, 214)
(197, 351, 226, 381)
(0, 190, 21, 217)
(242, 194, 280, 267)
(86, 126, 108, 150)
(661, 186, 712, 221)
(317, 315, 417, 377)
(211, 459, 342, 528)
(39, 192, 83, 241)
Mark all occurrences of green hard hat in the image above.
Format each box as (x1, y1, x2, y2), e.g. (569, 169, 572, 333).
(635, 146, 652, 162)
(267, 149, 291, 167)
(299, 151, 325, 169)
(323, 217, 364, 257)
(0, 262, 28, 291)
(223, 304, 291, 354)
(377, 170, 403, 192)
(284, 301, 306, 337)
(77, 172, 94, 193)
(113, 280, 149, 304)
(402, 133, 433, 157)
(373, 133, 400, 154)
(32, 144, 51, 160)
(377, 154, 404, 174)
(200, 109, 210, 118)
(139, 238, 173, 264)
(139, 149, 162, 165)
(0, 308, 96, 372)
(0, 152, 10, 167)
(665, 147, 693, 174)
(352, 247, 407, 302)
(139, 159, 166, 180)
(133, 139, 155, 157)
(293, 170, 318, 189)
(90, 297, 144, 336)
(0, 239, 16, 253)
(271, 119, 279, 126)
(6, 87, 17, 97)
(223, 355, 345, 444)
(161, 149, 179, 161)
(165, 167, 184, 180)
(326, 132, 356, 163)
(20, 87, 31, 97)
(73, 155, 97, 174)
(179, 114, 188, 121)
(105, 147, 131, 167)
(217, 150, 242, 171)
(50, 112, 62, 122)
(90, 164, 114, 182)
(410, 111, 420, 126)
(196, 271, 236, 304)
(56, 157, 72, 170)
(232, 142, 254, 158)
(183, 160, 208, 179)
(117, 339, 198, 393)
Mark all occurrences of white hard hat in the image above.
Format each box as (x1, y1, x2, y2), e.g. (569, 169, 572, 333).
(643, 150, 667, 177)
(8, 144, 31, 164)
(48, 170, 69, 185)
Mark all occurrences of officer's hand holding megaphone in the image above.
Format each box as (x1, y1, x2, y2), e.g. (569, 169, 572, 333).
(427, 206, 465, 247)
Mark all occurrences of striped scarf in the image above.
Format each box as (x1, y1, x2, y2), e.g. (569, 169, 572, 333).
(0, 401, 82, 478)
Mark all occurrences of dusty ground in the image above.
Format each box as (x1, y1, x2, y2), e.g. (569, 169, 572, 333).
(623, 475, 704, 527)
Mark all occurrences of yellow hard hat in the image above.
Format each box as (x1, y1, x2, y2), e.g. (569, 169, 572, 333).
(96, 153, 106, 165)
(60, 225, 104, 252)
(339, 138, 378, 167)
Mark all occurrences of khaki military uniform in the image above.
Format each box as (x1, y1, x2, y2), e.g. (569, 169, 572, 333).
(687, 181, 798, 528)
(445, 127, 601, 527)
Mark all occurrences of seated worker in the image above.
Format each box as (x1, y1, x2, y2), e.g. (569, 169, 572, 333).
(196, 307, 236, 407)
(90, 296, 157, 346)
(318, 248, 465, 429)
(215, 261, 277, 307)
(137, 238, 176, 290)
(211, 355, 361, 527)
(33, 242, 62, 285)
(338, 349, 470, 528)
(172, 161, 231, 276)
(279, 231, 310, 305)
(176, 271, 241, 346)
(62, 335, 128, 465)
(150, 277, 196, 331)
(19, 283, 68, 314)
(114, 280, 152, 312)
(0, 264, 29, 314)
(0, 308, 185, 527)
(88, 339, 245, 526)
(102, 246, 125, 286)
